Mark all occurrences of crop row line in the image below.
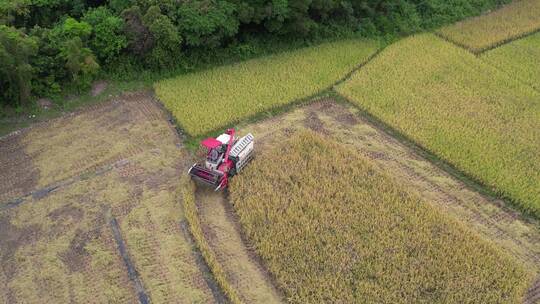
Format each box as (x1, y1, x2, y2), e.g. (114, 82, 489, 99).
(330, 91, 539, 222)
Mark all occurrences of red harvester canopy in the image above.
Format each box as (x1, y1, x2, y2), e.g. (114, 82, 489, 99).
(201, 138, 222, 149)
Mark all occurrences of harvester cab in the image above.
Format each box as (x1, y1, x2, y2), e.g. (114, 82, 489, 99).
(188, 129, 254, 191)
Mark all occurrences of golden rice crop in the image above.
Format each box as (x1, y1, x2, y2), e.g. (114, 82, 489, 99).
(437, 0, 540, 53)
(337, 34, 540, 217)
(482, 31, 540, 90)
(154, 39, 379, 136)
(230, 130, 531, 303)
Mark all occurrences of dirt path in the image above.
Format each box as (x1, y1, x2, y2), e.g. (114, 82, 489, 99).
(239, 99, 540, 303)
(196, 187, 283, 304)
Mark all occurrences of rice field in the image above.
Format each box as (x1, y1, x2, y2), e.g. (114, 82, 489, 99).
(230, 130, 531, 303)
(437, 0, 540, 52)
(482, 31, 540, 90)
(154, 39, 379, 136)
(336, 34, 540, 218)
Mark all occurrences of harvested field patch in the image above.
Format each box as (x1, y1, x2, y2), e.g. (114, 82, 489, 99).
(230, 130, 532, 303)
(0, 92, 169, 192)
(0, 94, 220, 303)
(195, 187, 282, 304)
(336, 34, 540, 217)
(482, 31, 540, 90)
(154, 39, 379, 136)
(437, 0, 540, 53)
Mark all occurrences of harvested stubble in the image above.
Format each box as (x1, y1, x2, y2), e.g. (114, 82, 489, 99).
(230, 130, 531, 303)
(482, 31, 540, 90)
(181, 176, 243, 304)
(0, 95, 218, 303)
(154, 39, 379, 136)
(337, 34, 540, 218)
(437, 0, 540, 53)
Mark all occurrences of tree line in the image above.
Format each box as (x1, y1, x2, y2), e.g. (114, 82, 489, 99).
(1, 0, 509, 106)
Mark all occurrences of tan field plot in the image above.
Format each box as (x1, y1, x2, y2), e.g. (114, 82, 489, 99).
(232, 100, 540, 303)
(437, 0, 540, 53)
(0, 93, 224, 303)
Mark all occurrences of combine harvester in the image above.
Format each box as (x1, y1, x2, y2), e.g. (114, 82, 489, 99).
(189, 129, 254, 190)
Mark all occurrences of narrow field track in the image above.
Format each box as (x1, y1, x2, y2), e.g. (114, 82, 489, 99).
(238, 99, 540, 303)
(195, 187, 283, 304)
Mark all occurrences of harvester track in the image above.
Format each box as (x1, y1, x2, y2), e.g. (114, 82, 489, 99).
(194, 187, 283, 304)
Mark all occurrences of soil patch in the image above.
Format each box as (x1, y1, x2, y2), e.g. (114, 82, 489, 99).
(0, 214, 41, 279)
(91, 80, 108, 97)
(303, 110, 329, 135)
(0, 134, 39, 203)
(59, 228, 100, 272)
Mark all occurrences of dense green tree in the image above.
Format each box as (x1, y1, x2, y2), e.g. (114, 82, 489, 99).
(177, 0, 238, 47)
(121, 5, 154, 56)
(60, 36, 99, 87)
(0, 0, 513, 106)
(142, 5, 182, 68)
(82, 7, 127, 63)
(0, 25, 38, 105)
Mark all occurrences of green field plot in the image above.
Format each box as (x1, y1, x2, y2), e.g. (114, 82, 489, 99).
(230, 131, 531, 303)
(337, 34, 540, 217)
(437, 0, 540, 52)
(482, 31, 540, 90)
(155, 39, 379, 136)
